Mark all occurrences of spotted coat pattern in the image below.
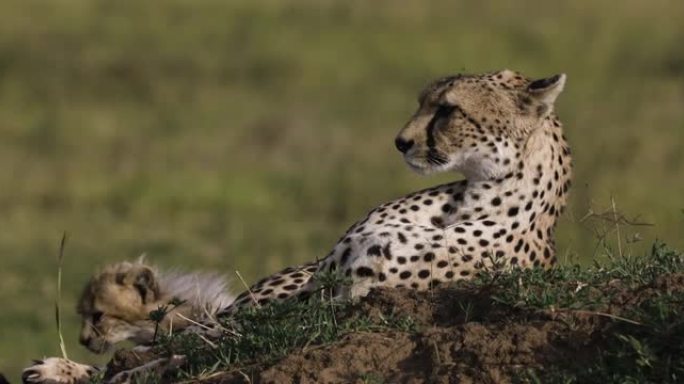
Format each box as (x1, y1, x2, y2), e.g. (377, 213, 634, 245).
(223, 69, 572, 314)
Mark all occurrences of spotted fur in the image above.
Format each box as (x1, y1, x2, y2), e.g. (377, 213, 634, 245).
(223, 69, 572, 313)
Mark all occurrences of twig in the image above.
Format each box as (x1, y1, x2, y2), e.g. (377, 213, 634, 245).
(579, 207, 652, 227)
(579, 199, 653, 260)
(236, 370, 252, 384)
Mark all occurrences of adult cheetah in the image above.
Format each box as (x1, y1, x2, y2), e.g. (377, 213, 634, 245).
(223, 69, 572, 312)
(23, 69, 571, 384)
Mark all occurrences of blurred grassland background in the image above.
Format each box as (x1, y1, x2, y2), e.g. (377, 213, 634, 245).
(1, 0, 683, 379)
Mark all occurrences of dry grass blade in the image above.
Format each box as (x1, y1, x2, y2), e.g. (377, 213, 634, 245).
(55, 231, 69, 360)
(611, 197, 623, 258)
(174, 312, 241, 338)
(547, 307, 644, 326)
(235, 270, 261, 308)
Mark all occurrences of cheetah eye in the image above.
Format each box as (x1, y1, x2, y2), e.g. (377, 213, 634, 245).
(92, 311, 103, 323)
(434, 105, 456, 120)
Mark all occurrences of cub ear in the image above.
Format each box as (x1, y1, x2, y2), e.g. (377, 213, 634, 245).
(527, 74, 566, 107)
(121, 266, 159, 304)
(136, 253, 148, 265)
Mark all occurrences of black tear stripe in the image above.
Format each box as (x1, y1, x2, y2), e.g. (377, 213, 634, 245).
(426, 105, 455, 148)
(426, 104, 482, 150)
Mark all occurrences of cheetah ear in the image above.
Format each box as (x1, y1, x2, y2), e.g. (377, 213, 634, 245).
(527, 74, 566, 107)
(134, 267, 160, 304)
(136, 253, 148, 265)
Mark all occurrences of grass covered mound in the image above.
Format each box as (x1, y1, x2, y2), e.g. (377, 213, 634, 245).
(104, 243, 684, 383)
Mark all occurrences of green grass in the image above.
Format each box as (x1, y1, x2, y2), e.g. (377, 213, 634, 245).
(151, 270, 414, 376)
(0, 0, 683, 380)
(112, 242, 684, 383)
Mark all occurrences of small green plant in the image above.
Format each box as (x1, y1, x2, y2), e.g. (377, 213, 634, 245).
(149, 269, 418, 380)
(148, 298, 186, 344)
(359, 372, 385, 384)
(312, 268, 353, 295)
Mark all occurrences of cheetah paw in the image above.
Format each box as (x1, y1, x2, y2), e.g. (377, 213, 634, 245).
(22, 357, 98, 384)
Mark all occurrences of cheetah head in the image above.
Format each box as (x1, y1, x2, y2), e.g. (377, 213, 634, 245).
(76, 260, 165, 353)
(395, 69, 566, 180)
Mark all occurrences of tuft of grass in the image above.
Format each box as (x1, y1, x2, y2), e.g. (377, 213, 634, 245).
(142, 270, 413, 381)
(487, 243, 684, 383)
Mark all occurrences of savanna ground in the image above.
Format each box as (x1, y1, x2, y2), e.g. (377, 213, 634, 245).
(104, 243, 684, 383)
(0, 0, 683, 381)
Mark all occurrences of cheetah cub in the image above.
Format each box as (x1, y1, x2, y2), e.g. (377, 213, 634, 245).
(223, 69, 572, 312)
(22, 259, 234, 384)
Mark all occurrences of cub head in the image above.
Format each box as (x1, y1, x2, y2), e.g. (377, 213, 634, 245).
(76, 260, 162, 353)
(395, 69, 566, 180)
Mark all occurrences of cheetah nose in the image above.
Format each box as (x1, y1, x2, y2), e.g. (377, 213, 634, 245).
(395, 137, 414, 154)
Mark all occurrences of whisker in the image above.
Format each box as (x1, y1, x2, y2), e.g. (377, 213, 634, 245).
(427, 150, 448, 165)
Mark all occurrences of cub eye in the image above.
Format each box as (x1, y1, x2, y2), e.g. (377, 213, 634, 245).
(92, 311, 103, 323)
